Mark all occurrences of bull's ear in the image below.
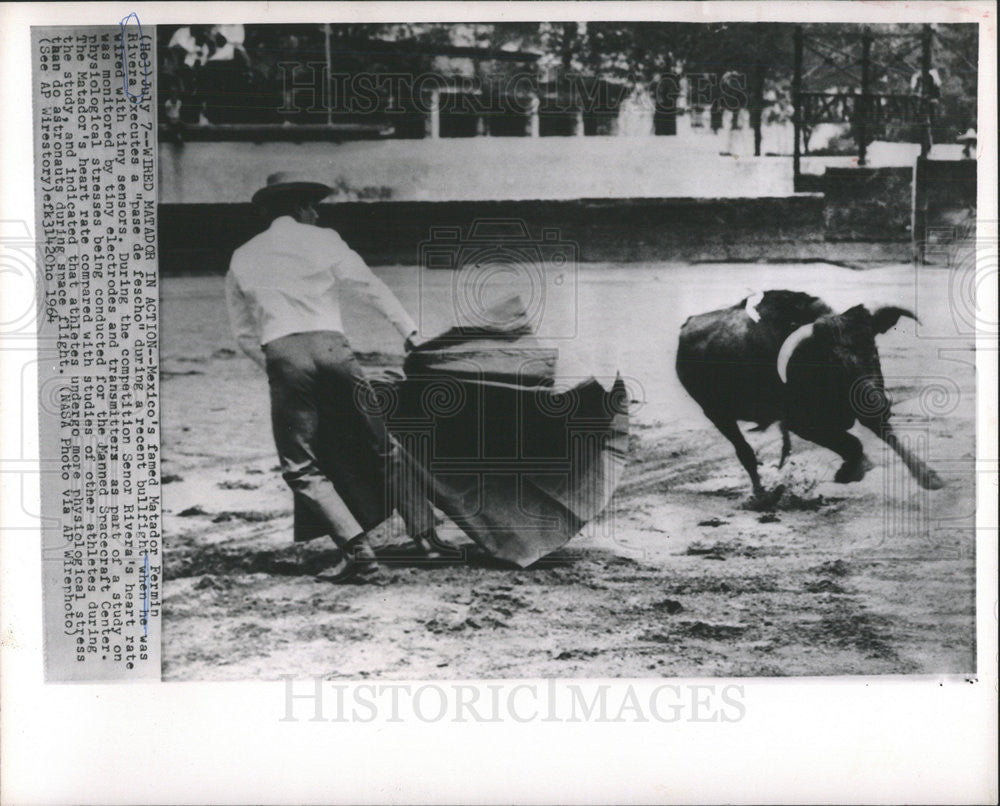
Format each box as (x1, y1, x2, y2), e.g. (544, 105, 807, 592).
(871, 306, 918, 334)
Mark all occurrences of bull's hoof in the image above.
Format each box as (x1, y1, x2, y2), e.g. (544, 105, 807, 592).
(748, 484, 785, 511)
(834, 455, 875, 484)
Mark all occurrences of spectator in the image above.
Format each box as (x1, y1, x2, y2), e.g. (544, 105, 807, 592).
(957, 128, 976, 159)
(207, 24, 249, 66)
(167, 25, 214, 68)
(911, 68, 942, 150)
(910, 67, 942, 98)
(163, 89, 184, 142)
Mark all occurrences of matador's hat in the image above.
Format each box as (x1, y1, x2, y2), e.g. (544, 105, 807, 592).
(252, 171, 333, 207)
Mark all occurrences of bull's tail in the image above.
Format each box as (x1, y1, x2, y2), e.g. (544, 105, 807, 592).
(874, 427, 945, 490)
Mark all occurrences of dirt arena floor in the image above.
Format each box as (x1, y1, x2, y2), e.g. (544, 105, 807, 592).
(159, 261, 976, 680)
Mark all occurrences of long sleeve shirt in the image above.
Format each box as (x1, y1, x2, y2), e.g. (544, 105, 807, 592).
(225, 216, 417, 369)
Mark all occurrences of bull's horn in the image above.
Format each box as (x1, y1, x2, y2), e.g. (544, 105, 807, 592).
(745, 290, 764, 323)
(871, 306, 919, 334)
(776, 323, 815, 384)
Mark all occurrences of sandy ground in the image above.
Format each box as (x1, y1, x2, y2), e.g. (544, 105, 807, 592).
(160, 261, 976, 680)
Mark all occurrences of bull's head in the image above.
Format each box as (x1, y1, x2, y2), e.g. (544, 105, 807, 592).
(824, 304, 918, 337)
(784, 304, 943, 490)
(810, 305, 918, 388)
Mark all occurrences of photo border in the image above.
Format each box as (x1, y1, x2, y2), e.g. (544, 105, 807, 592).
(1, 2, 996, 803)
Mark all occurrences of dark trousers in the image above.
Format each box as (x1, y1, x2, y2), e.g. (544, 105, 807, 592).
(264, 330, 433, 546)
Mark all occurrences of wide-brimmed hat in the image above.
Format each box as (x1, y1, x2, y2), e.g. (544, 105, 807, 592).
(956, 128, 977, 143)
(252, 171, 333, 207)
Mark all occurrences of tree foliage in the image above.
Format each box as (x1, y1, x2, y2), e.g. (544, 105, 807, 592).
(158, 21, 977, 138)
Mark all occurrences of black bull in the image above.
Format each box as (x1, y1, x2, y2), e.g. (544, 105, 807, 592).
(676, 290, 944, 495)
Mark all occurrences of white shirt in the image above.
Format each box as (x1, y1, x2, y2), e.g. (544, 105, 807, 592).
(226, 217, 417, 368)
(167, 27, 210, 68)
(207, 24, 246, 62)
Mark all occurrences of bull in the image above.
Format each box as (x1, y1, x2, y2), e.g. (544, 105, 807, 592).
(676, 289, 944, 498)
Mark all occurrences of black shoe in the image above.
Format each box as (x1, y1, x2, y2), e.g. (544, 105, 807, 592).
(315, 557, 380, 583)
(316, 537, 380, 583)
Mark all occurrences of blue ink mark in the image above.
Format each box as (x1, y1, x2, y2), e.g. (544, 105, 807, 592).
(119, 12, 151, 103)
(141, 552, 150, 636)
